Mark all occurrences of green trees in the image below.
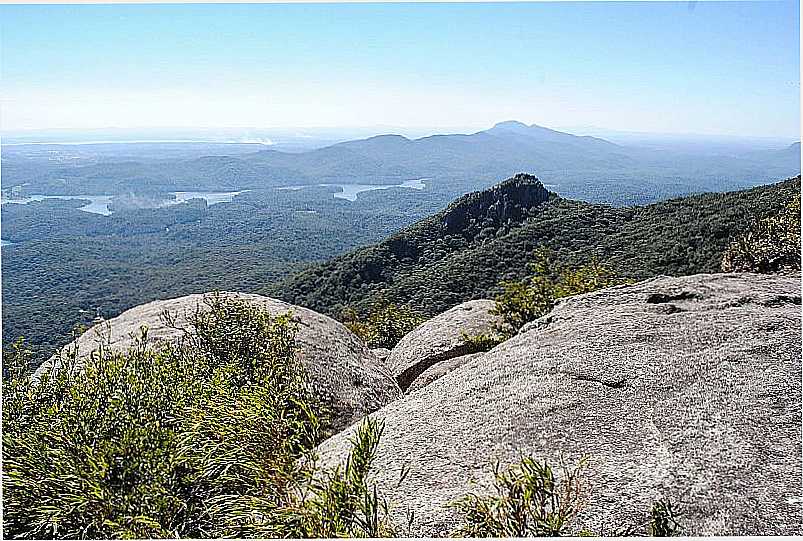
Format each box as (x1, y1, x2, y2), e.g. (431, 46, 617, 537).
(492, 248, 624, 339)
(278, 177, 801, 322)
(721, 192, 801, 273)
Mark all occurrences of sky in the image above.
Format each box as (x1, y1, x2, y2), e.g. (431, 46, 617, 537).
(1, 1, 799, 138)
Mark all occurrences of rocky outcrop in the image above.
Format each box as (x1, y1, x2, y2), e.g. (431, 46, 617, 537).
(37, 292, 402, 431)
(317, 272, 802, 535)
(441, 173, 551, 236)
(385, 299, 501, 390)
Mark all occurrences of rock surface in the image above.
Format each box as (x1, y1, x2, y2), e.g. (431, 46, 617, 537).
(371, 348, 392, 363)
(318, 272, 802, 536)
(386, 299, 501, 390)
(37, 292, 402, 431)
(407, 352, 485, 394)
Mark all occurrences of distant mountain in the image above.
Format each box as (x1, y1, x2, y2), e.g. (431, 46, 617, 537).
(269, 173, 802, 317)
(3, 122, 799, 206)
(486, 120, 619, 149)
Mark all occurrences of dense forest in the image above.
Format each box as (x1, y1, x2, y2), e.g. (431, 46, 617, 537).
(4, 171, 800, 362)
(270, 174, 802, 319)
(1, 186, 444, 360)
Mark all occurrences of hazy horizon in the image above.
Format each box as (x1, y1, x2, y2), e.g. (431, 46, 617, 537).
(3, 121, 799, 148)
(1, 1, 799, 138)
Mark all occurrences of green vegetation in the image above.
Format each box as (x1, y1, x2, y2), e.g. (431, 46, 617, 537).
(2, 186, 442, 362)
(451, 456, 591, 537)
(275, 176, 801, 320)
(459, 249, 624, 351)
(492, 248, 624, 338)
(452, 455, 683, 538)
(461, 330, 507, 353)
(342, 300, 427, 349)
(614, 500, 683, 537)
(297, 418, 398, 537)
(2, 296, 393, 539)
(721, 192, 801, 273)
(4, 175, 799, 364)
(647, 500, 682, 537)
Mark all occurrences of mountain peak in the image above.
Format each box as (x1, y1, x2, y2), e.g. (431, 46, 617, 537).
(441, 173, 552, 235)
(487, 120, 571, 139)
(492, 120, 530, 130)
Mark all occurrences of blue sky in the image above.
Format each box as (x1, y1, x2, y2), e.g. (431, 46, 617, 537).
(1, 1, 799, 137)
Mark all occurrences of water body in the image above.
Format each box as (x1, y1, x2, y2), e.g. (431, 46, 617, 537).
(1, 191, 243, 216)
(1, 194, 115, 215)
(1, 239, 13, 247)
(278, 178, 427, 201)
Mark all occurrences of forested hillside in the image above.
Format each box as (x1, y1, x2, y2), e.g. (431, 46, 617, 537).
(270, 173, 802, 317)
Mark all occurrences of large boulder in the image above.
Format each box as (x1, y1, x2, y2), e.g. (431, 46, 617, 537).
(317, 273, 802, 535)
(36, 292, 402, 431)
(386, 299, 501, 390)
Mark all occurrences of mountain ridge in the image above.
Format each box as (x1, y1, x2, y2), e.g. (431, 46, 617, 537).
(269, 173, 801, 317)
(6, 121, 798, 205)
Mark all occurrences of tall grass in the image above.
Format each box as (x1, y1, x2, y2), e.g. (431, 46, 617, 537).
(451, 456, 591, 537)
(2, 294, 393, 539)
(721, 192, 801, 273)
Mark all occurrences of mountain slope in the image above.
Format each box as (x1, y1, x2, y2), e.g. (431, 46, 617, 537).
(269, 173, 801, 317)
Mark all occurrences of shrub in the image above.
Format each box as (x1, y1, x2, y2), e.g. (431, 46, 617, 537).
(721, 192, 801, 273)
(342, 300, 427, 349)
(452, 454, 683, 538)
(615, 499, 682, 537)
(451, 456, 591, 537)
(647, 500, 682, 537)
(460, 330, 506, 353)
(492, 248, 624, 338)
(2, 295, 394, 539)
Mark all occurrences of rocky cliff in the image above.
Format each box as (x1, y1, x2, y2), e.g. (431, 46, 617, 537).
(440, 173, 551, 236)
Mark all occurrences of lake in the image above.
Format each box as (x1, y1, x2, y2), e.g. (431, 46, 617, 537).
(278, 178, 427, 201)
(0, 191, 244, 216)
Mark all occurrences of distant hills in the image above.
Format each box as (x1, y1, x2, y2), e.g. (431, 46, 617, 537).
(4, 121, 799, 206)
(270, 173, 802, 317)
